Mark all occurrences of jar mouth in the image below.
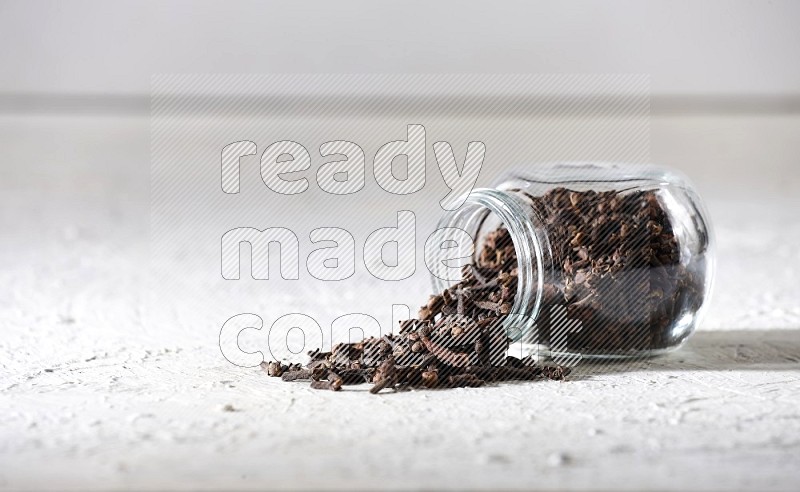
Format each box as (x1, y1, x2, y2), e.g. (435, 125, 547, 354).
(432, 188, 547, 342)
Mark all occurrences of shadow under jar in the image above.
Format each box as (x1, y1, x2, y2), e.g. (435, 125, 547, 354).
(434, 163, 714, 359)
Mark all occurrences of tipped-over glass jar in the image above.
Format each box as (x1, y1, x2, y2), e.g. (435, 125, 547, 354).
(434, 163, 714, 359)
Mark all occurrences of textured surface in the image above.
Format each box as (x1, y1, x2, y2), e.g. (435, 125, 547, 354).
(1, 114, 800, 490)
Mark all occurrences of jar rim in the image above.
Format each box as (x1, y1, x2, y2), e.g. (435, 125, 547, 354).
(434, 188, 548, 342)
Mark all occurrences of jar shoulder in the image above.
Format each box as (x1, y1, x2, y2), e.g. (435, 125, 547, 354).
(493, 162, 693, 191)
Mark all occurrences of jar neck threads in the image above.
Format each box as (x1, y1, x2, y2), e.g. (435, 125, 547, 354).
(433, 188, 552, 343)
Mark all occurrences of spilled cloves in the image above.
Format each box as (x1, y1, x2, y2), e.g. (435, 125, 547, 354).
(262, 226, 569, 394)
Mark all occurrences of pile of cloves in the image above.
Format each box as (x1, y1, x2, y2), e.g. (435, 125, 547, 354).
(261, 227, 570, 394)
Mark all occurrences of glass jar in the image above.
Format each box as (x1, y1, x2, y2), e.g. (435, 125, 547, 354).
(433, 163, 714, 359)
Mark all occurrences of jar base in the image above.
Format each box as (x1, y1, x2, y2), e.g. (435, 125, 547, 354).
(512, 341, 686, 363)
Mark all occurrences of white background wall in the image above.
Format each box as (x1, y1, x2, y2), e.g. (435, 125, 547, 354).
(1, 0, 799, 96)
(1, 0, 799, 198)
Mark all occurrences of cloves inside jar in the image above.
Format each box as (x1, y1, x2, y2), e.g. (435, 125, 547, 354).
(434, 162, 714, 359)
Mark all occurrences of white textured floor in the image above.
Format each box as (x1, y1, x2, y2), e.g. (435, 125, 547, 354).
(1, 114, 799, 491)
